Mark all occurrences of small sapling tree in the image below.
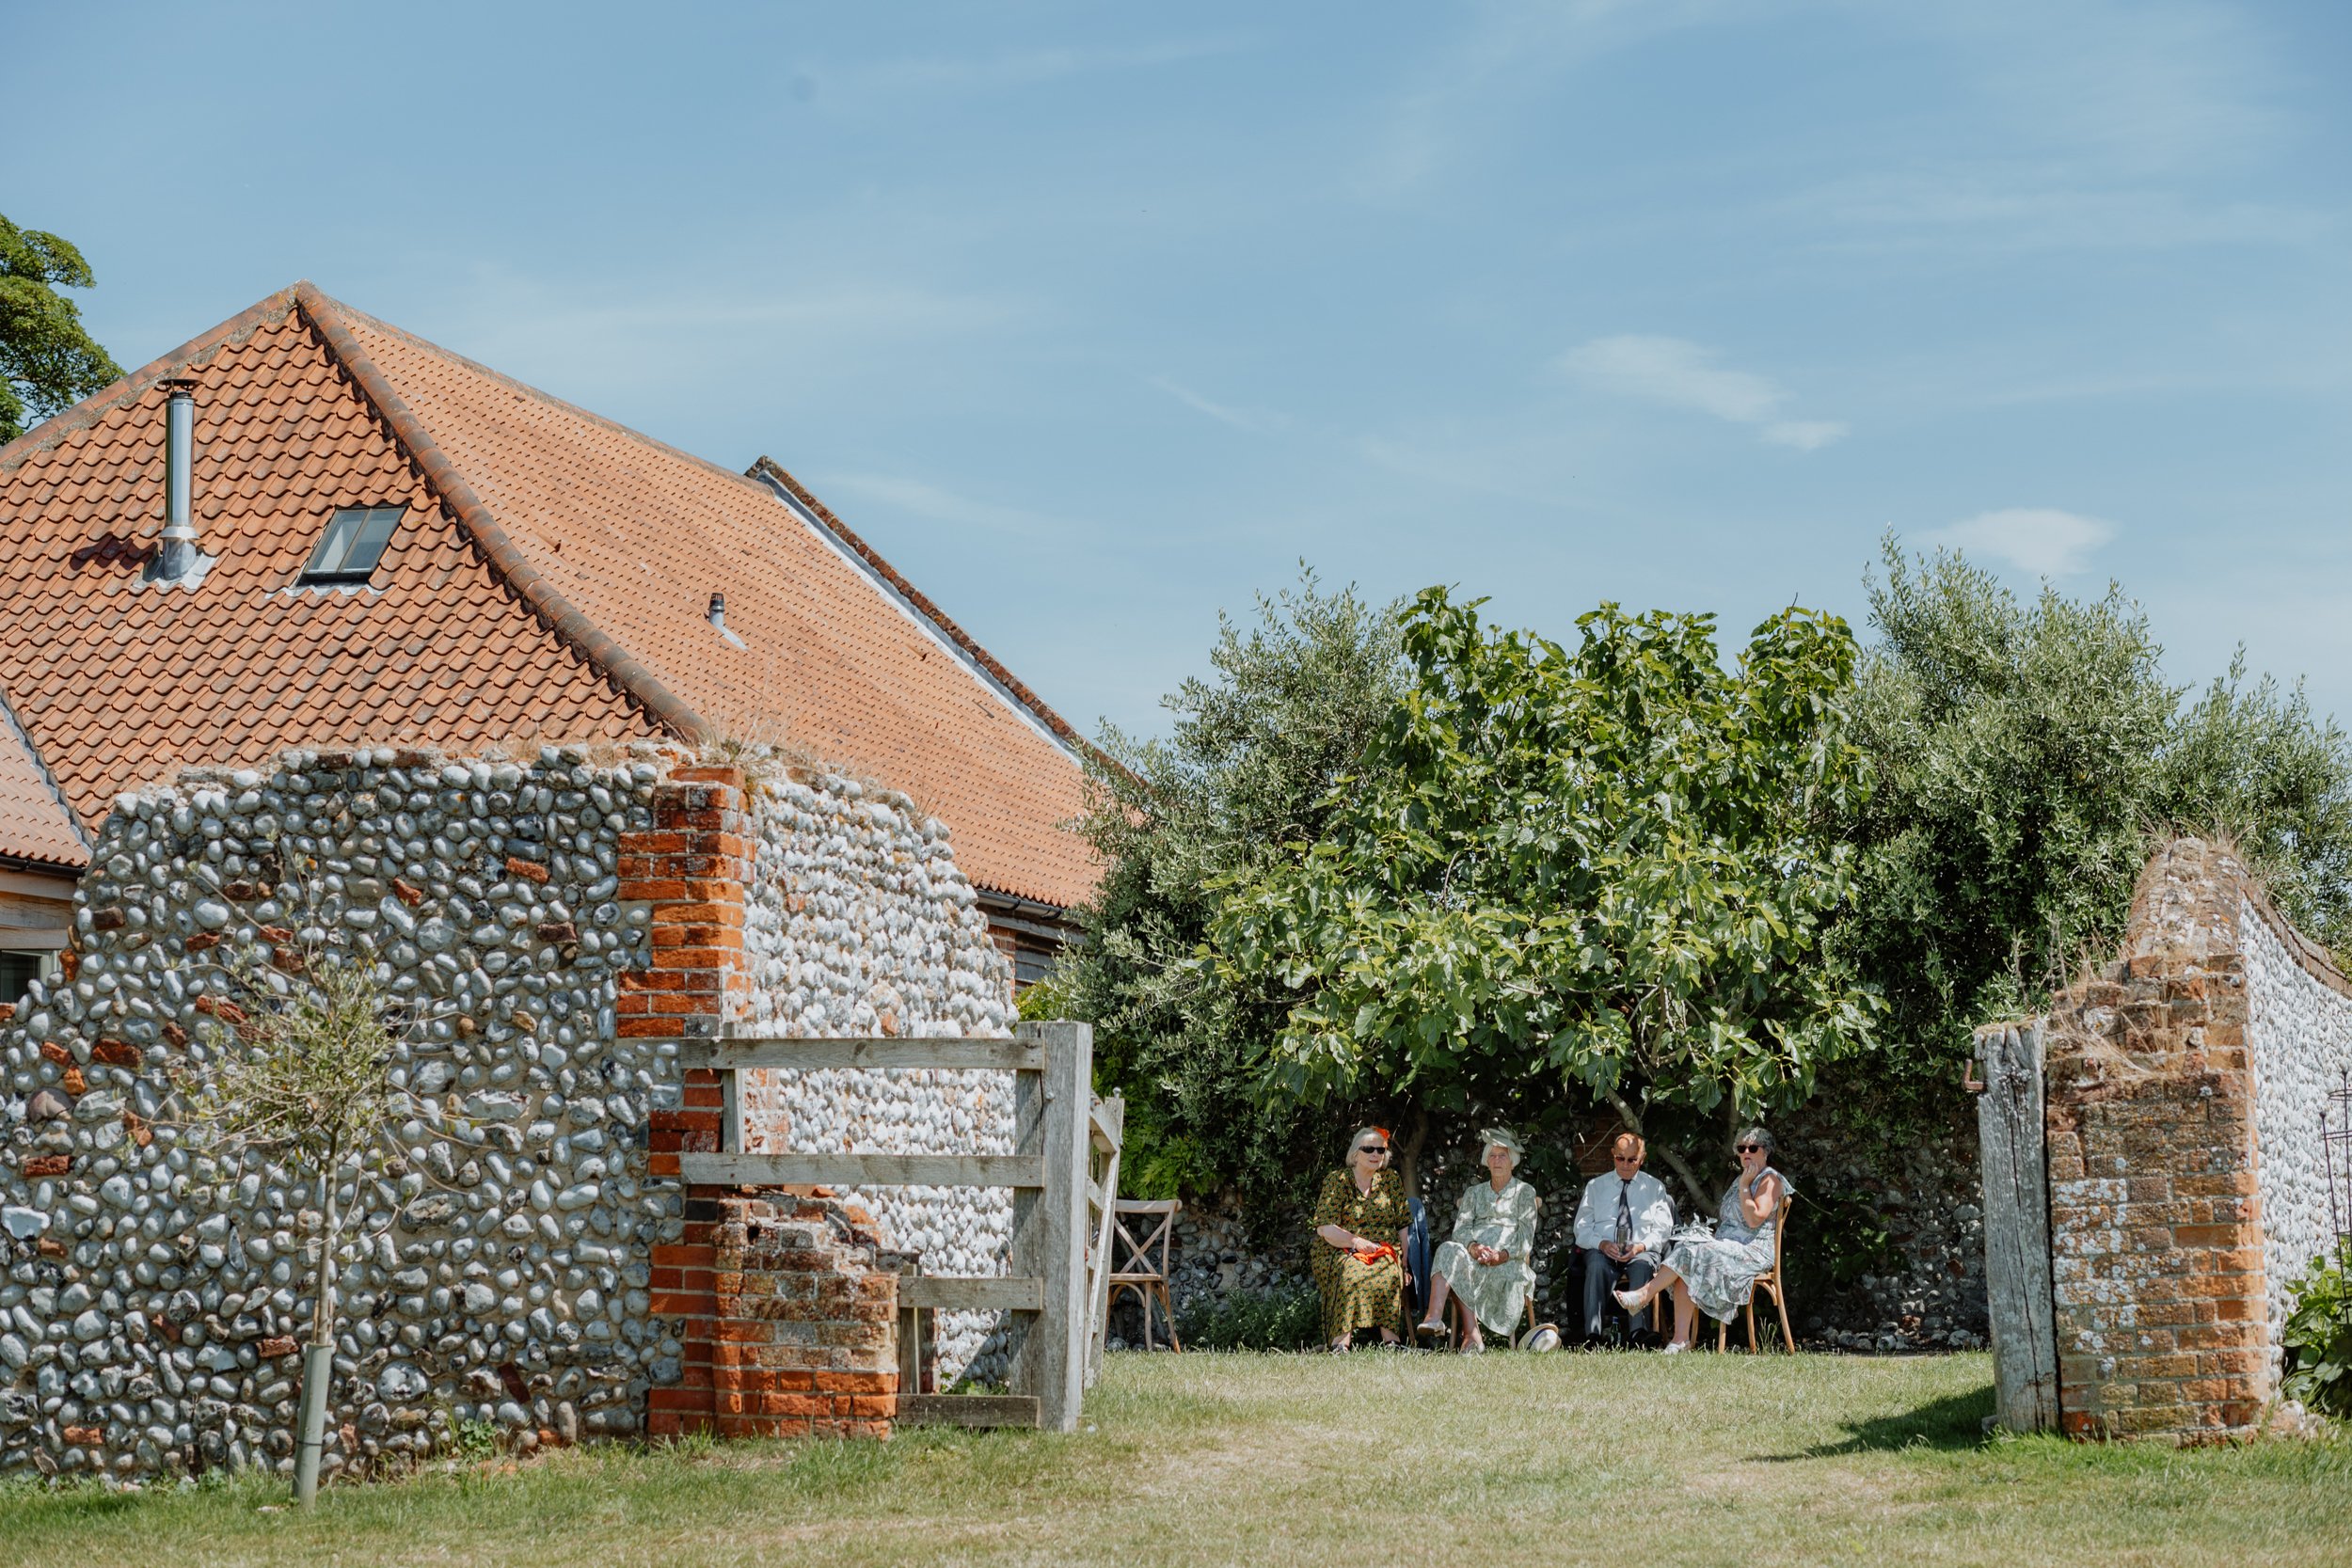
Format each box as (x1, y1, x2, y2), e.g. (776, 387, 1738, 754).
(183, 943, 408, 1505)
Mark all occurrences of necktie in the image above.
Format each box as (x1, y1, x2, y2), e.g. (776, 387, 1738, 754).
(1615, 1180, 1631, 1246)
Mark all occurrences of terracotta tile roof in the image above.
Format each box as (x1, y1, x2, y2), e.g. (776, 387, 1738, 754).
(0, 689, 88, 870)
(0, 284, 1096, 910)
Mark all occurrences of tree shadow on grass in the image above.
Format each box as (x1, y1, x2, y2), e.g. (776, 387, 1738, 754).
(1751, 1386, 1996, 1461)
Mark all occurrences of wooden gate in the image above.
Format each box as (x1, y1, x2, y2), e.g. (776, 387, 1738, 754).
(676, 1019, 1118, 1433)
(1975, 1021, 2059, 1433)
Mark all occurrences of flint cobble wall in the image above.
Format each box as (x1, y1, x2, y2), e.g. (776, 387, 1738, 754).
(2239, 898, 2352, 1370)
(0, 743, 1014, 1481)
(731, 777, 1015, 1380)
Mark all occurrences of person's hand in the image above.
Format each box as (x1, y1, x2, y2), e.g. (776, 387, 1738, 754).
(1626, 1243, 1646, 1259)
(1598, 1242, 1621, 1261)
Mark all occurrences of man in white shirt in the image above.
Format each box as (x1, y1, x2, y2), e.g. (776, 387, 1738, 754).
(1574, 1132, 1676, 1342)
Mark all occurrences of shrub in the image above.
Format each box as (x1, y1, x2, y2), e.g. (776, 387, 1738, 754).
(1174, 1286, 1324, 1353)
(2282, 1239, 2352, 1419)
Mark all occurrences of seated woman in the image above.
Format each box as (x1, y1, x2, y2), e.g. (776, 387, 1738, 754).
(1415, 1128, 1539, 1354)
(1311, 1127, 1412, 1352)
(1613, 1127, 1790, 1354)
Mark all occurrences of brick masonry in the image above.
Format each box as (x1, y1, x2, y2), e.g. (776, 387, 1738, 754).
(627, 765, 903, 1439)
(644, 1195, 904, 1441)
(2040, 838, 2331, 1441)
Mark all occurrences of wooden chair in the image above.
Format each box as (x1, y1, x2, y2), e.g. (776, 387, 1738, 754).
(1716, 1197, 1795, 1353)
(1107, 1197, 1184, 1352)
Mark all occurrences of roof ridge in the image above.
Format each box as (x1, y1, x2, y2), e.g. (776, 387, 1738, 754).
(0, 284, 301, 475)
(290, 283, 711, 745)
(0, 682, 91, 866)
(744, 455, 1092, 757)
(322, 295, 787, 502)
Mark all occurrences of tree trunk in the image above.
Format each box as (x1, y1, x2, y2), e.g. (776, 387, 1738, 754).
(294, 1154, 342, 1507)
(1397, 1106, 1429, 1204)
(1607, 1090, 1709, 1215)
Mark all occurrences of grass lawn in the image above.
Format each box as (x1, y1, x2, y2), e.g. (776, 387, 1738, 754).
(1, 1350, 2344, 1568)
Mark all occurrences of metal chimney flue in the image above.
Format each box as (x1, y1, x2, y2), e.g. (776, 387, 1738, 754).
(707, 592, 726, 631)
(155, 377, 199, 579)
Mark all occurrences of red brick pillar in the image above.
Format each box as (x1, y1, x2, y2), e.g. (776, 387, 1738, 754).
(627, 764, 901, 1441)
(627, 765, 750, 1440)
(2044, 944, 2270, 1440)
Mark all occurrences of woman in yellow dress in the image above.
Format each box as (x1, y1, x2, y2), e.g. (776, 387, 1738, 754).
(1309, 1127, 1412, 1351)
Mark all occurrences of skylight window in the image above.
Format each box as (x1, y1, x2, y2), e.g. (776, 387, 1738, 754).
(302, 506, 403, 584)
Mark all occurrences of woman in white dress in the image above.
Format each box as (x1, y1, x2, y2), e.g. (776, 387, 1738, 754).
(1613, 1127, 1790, 1354)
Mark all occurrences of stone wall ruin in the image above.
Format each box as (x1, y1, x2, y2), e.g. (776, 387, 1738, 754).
(0, 743, 1016, 1481)
(2040, 838, 2352, 1439)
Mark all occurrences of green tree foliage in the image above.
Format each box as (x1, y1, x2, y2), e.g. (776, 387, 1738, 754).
(0, 214, 123, 443)
(1830, 541, 2352, 1119)
(1059, 570, 1407, 1211)
(2282, 1238, 2352, 1419)
(1210, 587, 1879, 1196)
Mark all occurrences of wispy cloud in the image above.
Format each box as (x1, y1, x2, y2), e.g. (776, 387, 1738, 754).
(1149, 375, 1285, 435)
(1562, 335, 1848, 451)
(1929, 507, 2118, 577)
(818, 471, 1064, 539)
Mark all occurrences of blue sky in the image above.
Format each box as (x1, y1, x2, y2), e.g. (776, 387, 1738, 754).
(8, 1, 2348, 738)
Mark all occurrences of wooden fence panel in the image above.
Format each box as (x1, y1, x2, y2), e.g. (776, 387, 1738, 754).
(1977, 1021, 2059, 1433)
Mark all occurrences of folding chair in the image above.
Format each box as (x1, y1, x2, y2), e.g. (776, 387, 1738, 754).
(1716, 1197, 1796, 1353)
(1108, 1198, 1184, 1352)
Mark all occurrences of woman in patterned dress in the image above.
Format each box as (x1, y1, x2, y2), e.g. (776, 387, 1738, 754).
(1310, 1127, 1412, 1351)
(1414, 1128, 1539, 1353)
(1613, 1127, 1791, 1354)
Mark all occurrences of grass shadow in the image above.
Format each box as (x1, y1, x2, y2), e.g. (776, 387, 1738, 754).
(1751, 1385, 1995, 1461)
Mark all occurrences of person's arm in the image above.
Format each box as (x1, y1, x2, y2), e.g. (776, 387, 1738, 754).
(1739, 1173, 1782, 1229)
(1311, 1172, 1361, 1252)
(1500, 1185, 1537, 1271)
(1572, 1180, 1602, 1252)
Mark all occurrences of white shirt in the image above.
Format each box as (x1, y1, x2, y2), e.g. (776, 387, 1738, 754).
(1573, 1169, 1675, 1253)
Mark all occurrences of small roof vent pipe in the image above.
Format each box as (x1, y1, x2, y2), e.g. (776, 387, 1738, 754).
(152, 378, 200, 580)
(708, 591, 745, 648)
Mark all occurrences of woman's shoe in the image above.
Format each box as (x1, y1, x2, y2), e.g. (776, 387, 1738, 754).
(1413, 1320, 1446, 1338)
(1661, 1340, 1690, 1355)
(1459, 1340, 1486, 1354)
(1613, 1288, 1645, 1313)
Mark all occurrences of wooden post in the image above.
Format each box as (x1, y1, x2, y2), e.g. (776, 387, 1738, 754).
(1084, 1095, 1125, 1389)
(1977, 1022, 2059, 1433)
(1008, 1020, 1090, 1433)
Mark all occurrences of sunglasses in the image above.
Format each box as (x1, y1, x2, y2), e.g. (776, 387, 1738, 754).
(1357, 1145, 1390, 1155)
(1613, 1155, 1642, 1164)
(1737, 1144, 1765, 1153)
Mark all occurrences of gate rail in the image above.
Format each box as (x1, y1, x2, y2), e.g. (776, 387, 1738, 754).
(676, 1020, 1114, 1433)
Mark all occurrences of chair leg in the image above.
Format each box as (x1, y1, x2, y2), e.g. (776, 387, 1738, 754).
(1715, 1317, 1726, 1352)
(1744, 1295, 1758, 1353)
(1772, 1284, 1794, 1354)
(1158, 1283, 1184, 1353)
